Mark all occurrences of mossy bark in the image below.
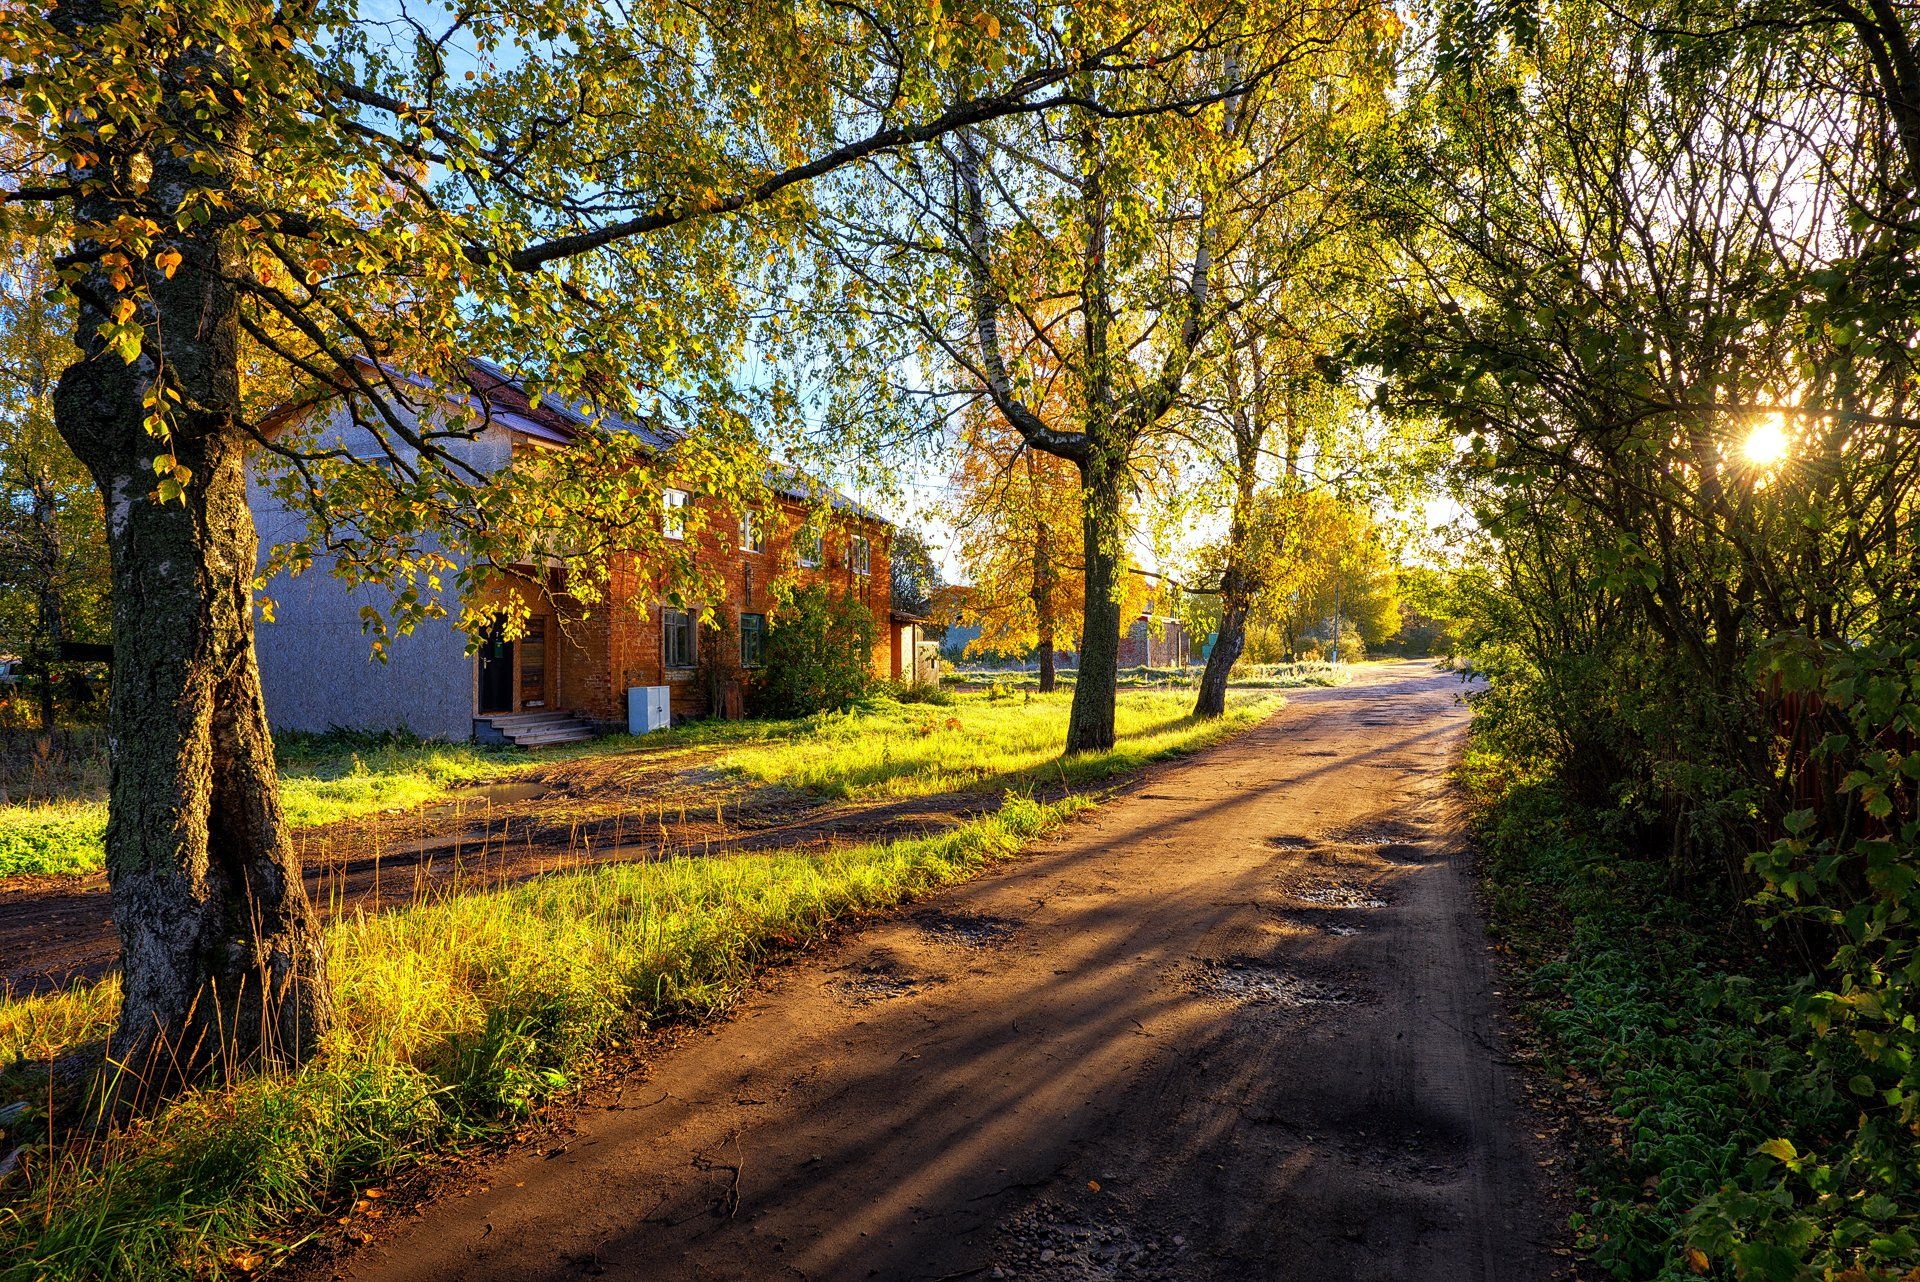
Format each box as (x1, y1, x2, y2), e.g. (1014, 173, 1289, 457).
(49, 20, 331, 1085)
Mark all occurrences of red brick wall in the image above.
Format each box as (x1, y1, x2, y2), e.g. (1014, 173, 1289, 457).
(548, 493, 893, 726)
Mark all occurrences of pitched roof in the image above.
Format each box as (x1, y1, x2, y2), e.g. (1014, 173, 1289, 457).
(469, 359, 886, 527)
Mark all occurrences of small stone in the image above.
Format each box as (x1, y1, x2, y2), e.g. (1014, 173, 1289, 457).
(1173, 1235, 1186, 1247)
(1040, 1249, 1056, 1262)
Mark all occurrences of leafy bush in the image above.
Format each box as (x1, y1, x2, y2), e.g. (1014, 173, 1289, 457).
(1468, 749, 1853, 1282)
(883, 679, 954, 706)
(752, 584, 875, 717)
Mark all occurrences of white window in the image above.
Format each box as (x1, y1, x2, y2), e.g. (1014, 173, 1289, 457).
(851, 534, 871, 577)
(795, 524, 822, 569)
(741, 509, 763, 554)
(662, 488, 690, 540)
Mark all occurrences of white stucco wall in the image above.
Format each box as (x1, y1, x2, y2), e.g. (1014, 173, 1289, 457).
(249, 401, 512, 742)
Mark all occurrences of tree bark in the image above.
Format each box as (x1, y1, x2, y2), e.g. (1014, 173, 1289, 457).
(1066, 464, 1122, 752)
(1194, 591, 1249, 720)
(31, 472, 61, 733)
(1032, 517, 1056, 693)
(49, 27, 331, 1086)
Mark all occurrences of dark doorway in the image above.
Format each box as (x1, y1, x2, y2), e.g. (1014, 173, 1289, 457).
(478, 626, 515, 714)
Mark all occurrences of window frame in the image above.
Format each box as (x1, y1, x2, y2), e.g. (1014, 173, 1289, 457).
(741, 510, 763, 554)
(795, 523, 822, 569)
(662, 487, 691, 541)
(851, 533, 871, 577)
(739, 612, 767, 668)
(662, 607, 696, 669)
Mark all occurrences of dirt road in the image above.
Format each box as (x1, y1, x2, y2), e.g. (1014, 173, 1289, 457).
(328, 661, 1566, 1282)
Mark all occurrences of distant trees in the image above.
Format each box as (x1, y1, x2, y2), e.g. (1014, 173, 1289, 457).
(0, 226, 106, 730)
(888, 530, 946, 637)
(950, 400, 1088, 692)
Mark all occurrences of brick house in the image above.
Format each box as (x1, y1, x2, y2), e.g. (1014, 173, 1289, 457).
(250, 359, 897, 744)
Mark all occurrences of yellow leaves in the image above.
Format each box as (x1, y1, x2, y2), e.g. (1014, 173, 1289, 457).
(154, 247, 182, 278)
(1685, 1247, 1710, 1275)
(1756, 1137, 1798, 1164)
(112, 297, 137, 323)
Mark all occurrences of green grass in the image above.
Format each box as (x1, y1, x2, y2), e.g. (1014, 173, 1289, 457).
(1465, 746, 1853, 1282)
(0, 729, 690, 879)
(0, 690, 1283, 878)
(949, 660, 1349, 691)
(0, 792, 1091, 1281)
(716, 688, 1284, 799)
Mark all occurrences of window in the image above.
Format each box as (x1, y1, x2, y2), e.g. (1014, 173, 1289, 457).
(851, 534, 871, 577)
(741, 510, 763, 554)
(740, 613, 767, 667)
(662, 488, 690, 540)
(795, 524, 822, 568)
(662, 607, 696, 668)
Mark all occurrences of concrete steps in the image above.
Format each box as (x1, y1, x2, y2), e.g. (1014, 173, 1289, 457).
(475, 709, 598, 747)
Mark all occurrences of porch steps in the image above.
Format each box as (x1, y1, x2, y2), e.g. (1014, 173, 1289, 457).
(477, 709, 599, 748)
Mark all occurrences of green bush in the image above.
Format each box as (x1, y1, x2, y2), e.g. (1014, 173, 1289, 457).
(1469, 751, 1848, 1281)
(751, 584, 876, 717)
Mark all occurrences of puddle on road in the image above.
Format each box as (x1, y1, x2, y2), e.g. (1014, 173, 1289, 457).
(1265, 835, 1315, 850)
(992, 1200, 1190, 1282)
(444, 780, 551, 808)
(1292, 881, 1388, 910)
(1280, 913, 1360, 937)
(832, 961, 937, 1005)
(916, 909, 1018, 947)
(1206, 961, 1356, 1008)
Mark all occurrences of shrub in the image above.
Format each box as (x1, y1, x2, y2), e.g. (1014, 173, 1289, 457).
(751, 584, 875, 717)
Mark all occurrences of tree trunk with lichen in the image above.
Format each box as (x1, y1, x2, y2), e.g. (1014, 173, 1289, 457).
(50, 0, 330, 1089)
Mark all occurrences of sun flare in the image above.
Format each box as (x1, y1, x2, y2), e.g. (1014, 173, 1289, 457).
(1741, 416, 1790, 468)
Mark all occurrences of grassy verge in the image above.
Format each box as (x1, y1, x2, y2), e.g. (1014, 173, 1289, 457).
(1465, 746, 1850, 1281)
(0, 792, 1091, 1281)
(717, 688, 1284, 799)
(1, 690, 1280, 878)
(948, 660, 1350, 691)
(0, 733, 574, 878)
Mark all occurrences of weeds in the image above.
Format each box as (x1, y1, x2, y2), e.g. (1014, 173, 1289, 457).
(1466, 747, 1851, 1281)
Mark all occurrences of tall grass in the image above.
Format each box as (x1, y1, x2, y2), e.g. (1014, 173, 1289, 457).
(0, 794, 1089, 1281)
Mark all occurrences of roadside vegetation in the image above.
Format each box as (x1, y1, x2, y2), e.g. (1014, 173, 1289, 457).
(718, 687, 1282, 799)
(1466, 747, 1855, 1282)
(0, 691, 1278, 879)
(0, 730, 614, 878)
(0, 686, 1279, 1279)
(0, 793, 1088, 1281)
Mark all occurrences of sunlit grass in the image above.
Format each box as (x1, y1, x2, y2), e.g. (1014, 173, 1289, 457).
(1, 691, 1284, 877)
(0, 794, 1089, 1281)
(718, 688, 1284, 799)
(0, 733, 656, 878)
